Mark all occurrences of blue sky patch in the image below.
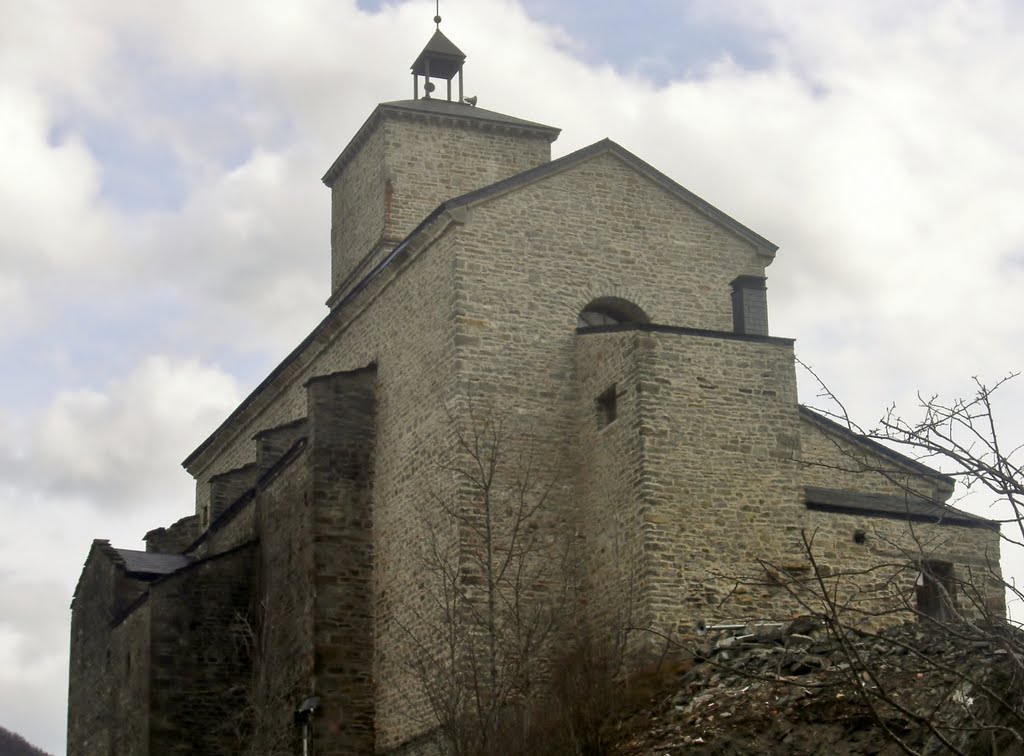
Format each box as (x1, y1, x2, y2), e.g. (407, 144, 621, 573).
(50, 43, 291, 213)
(49, 116, 188, 213)
(518, 1, 774, 83)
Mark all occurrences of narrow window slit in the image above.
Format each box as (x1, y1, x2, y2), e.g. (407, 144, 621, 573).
(596, 384, 618, 428)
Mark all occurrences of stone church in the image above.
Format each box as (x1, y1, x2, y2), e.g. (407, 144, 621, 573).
(68, 21, 1004, 756)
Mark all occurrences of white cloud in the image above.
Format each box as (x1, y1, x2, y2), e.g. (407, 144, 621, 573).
(139, 146, 330, 354)
(0, 87, 118, 272)
(29, 355, 241, 506)
(0, 1, 117, 103)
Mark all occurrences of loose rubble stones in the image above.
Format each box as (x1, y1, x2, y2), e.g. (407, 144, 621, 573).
(607, 620, 1024, 755)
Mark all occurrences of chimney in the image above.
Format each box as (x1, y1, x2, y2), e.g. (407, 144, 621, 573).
(730, 275, 769, 336)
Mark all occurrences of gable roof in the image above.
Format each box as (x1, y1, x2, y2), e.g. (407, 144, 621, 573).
(113, 548, 191, 577)
(805, 486, 998, 530)
(72, 540, 192, 608)
(799, 406, 956, 493)
(441, 138, 778, 258)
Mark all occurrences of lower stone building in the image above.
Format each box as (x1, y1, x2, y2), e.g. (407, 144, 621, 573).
(68, 22, 1004, 755)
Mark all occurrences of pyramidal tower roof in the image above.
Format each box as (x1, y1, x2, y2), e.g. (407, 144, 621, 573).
(411, 28, 466, 80)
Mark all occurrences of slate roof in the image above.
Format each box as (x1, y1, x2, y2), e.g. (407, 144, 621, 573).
(114, 548, 191, 577)
(805, 486, 998, 530)
(411, 29, 466, 78)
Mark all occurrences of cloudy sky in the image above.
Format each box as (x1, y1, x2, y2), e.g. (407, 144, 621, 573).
(2, 1, 1023, 752)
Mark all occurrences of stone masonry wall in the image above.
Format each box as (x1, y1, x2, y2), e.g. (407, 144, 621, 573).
(68, 552, 118, 756)
(329, 123, 388, 296)
(144, 514, 199, 554)
(75, 98, 1015, 756)
(453, 149, 769, 341)
(197, 494, 257, 557)
(380, 116, 552, 255)
(798, 416, 1004, 624)
(193, 430, 310, 560)
(109, 602, 151, 755)
(574, 330, 654, 651)
(306, 368, 377, 753)
(183, 226, 462, 748)
(68, 544, 151, 756)
(147, 545, 257, 755)
(255, 418, 308, 475)
(208, 463, 259, 526)
(329, 111, 552, 299)
(447, 148, 777, 650)
(629, 330, 805, 632)
(444, 149, 776, 565)
(169, 129, 1005, 755)
(804, 509, 1004, 626)
(252, 441, 314, 754)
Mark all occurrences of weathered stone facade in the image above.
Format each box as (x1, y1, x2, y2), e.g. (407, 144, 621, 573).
(68, 32, 1004, 756)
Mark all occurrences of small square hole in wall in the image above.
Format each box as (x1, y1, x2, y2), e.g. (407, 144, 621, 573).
(596, 384, 617, 428)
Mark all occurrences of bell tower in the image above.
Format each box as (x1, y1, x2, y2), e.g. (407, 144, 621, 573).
(321, 9, 560, 307)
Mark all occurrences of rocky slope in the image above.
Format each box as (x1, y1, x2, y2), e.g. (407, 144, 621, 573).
(605, 619, 1024, 755)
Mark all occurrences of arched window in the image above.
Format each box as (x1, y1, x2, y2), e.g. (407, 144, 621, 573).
(577, 297, 649, 329)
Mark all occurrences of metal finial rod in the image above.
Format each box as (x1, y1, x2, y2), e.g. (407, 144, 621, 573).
(434, 0, 441, 27)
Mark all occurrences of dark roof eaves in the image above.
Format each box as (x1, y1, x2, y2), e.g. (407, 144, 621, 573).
(114, 548, 192, 578)
(575, 321, 795, 346)
(805, 486, 998, 531)
(806, 501, 998, 530)
(799, 406, 956, 491)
